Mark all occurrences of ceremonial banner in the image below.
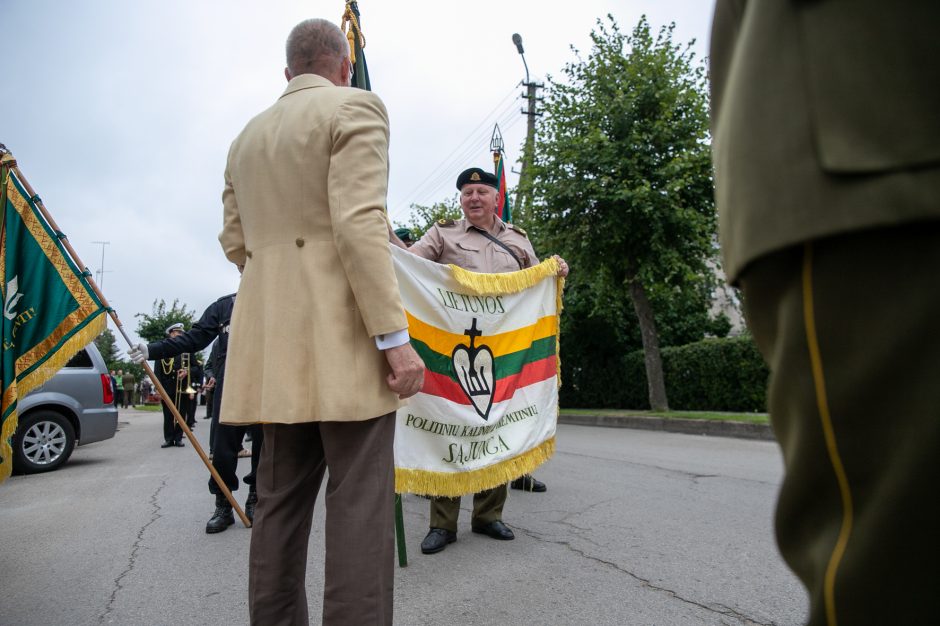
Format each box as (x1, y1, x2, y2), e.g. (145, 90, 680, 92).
(391, 245, 563, 497)
(0, 162, 106, 482)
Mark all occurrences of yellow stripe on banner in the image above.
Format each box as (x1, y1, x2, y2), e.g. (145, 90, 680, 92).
(406, 311, 557, 358)
(802, 243, 854, 626)
(395, 437, 555, 497)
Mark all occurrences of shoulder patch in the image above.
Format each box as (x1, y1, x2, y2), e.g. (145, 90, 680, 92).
(507, 223, 528, 238)
(437, 219, 456, 227)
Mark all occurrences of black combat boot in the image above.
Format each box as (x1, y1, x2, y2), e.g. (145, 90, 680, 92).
(245, 489, 258, 523)
(205, 494, 235, 534)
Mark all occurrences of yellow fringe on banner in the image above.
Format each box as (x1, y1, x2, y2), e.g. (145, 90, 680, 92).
(0, 314, 105, 482)
(396, 436, 556, 497)
(448, 256, 559, 296)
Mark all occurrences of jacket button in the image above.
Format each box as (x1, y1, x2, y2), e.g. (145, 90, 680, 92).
(295, 238, 305, 247)
(246, 250, 253, 258)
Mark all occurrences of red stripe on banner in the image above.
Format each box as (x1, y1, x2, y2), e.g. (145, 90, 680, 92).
(420, 355, 557, 406)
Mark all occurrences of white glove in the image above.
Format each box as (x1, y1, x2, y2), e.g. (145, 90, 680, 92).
(128, 343, 149, 364)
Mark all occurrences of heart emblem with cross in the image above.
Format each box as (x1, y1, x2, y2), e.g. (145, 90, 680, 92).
(451, 318, 495, 421)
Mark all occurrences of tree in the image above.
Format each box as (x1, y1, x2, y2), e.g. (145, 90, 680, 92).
(95, 328, 121, 370)
(394, 197, 462, 240)
(528, 16, 716, 410)
(135, 299, 197, 343)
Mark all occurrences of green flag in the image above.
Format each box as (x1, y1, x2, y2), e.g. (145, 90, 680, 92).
(1, 156, 106, 482)
(342, 1, 371, 91)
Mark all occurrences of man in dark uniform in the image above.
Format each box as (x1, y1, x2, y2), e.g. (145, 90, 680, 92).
(397, 167, 568, 555)
(130, 290, 264, 533)
(153, 323, 189, 449)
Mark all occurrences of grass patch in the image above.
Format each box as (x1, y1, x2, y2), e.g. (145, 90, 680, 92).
(560, 408, 769, 425)
(128, 404, 162, 412)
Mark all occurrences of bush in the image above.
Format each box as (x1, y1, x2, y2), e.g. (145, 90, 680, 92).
(560, 334, 768, 412)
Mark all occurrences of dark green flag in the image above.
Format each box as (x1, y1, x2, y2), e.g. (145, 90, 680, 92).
(343, 1, 371, 91)
(1, 156, 106, 481)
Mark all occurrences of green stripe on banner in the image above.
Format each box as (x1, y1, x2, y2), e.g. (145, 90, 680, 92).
(410, 335, 556, 382)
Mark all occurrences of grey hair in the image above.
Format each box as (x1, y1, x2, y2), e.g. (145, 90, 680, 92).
(285, 19, 348, 77)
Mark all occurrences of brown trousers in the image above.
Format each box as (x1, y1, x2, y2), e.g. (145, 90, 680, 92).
(248, 414, 396, 626)
(741, 224, 940, 625)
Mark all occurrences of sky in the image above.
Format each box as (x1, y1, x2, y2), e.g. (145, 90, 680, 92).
(3, 0, 713, 354)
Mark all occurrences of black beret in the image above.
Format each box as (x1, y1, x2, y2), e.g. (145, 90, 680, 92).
(456, 167, 498, 190)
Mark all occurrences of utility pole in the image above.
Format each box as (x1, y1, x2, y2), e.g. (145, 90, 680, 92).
(91, 240, 111, 290)
(512, 33, 543, 216)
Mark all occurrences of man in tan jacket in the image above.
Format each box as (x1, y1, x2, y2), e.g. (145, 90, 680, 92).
(219, 18, 423, 626)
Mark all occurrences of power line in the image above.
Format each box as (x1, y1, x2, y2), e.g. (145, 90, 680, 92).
(389, 82, 523, 219)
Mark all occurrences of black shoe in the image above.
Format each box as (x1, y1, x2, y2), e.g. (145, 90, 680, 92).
(161, 441, 174, 448)
(206, 495, 235, 533)
(510, 474, 547, 493)
(421, 528, 457, 554)
(472, 520, 515, 540)
(245, 490, 258, 523)
(174, 440, 185, 447)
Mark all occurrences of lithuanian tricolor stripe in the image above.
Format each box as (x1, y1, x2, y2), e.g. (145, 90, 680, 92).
(421, 355, 557, 406)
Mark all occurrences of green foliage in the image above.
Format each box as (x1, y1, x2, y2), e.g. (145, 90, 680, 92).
(526, 14, 721, 407)
(94, 328, 120, 369)
(529, 13, 715, 293)
(134, 299, 196, 343)
(394, 197, 462, 241)
(93, 328, 145, 379)
(560, 335, 769, 412)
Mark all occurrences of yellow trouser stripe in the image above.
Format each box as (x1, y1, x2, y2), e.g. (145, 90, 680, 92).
(802, 243, 855, 626)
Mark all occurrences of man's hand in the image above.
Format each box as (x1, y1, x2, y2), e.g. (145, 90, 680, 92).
(553, 255, 570, 277)
(128, 343, 149, 364)
(384, 343, 425, 399)
(204, 377, 216, 391)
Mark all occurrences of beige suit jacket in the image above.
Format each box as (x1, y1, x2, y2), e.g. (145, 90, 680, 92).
(219, 74, 406, 424)
(710, 0, 940, 283)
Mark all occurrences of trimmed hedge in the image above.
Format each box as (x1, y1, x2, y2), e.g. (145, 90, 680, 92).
(560, 334, 769, 412)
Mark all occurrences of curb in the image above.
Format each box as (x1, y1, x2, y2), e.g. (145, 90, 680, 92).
(558, 413, 775, 441)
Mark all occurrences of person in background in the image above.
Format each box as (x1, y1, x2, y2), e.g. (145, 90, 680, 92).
(121, 369, 136, 408)
(395, 166, 568, 555)
(129, 291, 261, 532)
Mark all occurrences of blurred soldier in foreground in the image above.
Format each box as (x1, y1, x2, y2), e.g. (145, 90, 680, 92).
(710, 1, 940, 623)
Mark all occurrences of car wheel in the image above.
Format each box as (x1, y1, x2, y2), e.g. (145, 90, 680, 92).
(12, 410, 76, 474)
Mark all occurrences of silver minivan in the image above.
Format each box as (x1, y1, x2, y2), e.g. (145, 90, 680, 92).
(11, 343, 119, 474)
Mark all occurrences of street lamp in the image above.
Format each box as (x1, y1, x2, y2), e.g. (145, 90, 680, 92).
(512, 33, 529, 84)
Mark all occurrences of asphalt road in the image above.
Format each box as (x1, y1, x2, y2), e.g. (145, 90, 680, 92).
(1, 406, 806, 625)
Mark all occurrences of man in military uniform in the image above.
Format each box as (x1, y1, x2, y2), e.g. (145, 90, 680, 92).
(711, 2, 940, 623)
(130, 289, 264, 533)
(153, 323, 189, 449)
(398, 166, 569, 555)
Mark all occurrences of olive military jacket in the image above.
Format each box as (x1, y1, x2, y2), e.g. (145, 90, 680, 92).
(710, 0, 940, 282)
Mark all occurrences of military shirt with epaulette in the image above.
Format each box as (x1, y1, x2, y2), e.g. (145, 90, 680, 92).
(409, 216, 537, 273)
